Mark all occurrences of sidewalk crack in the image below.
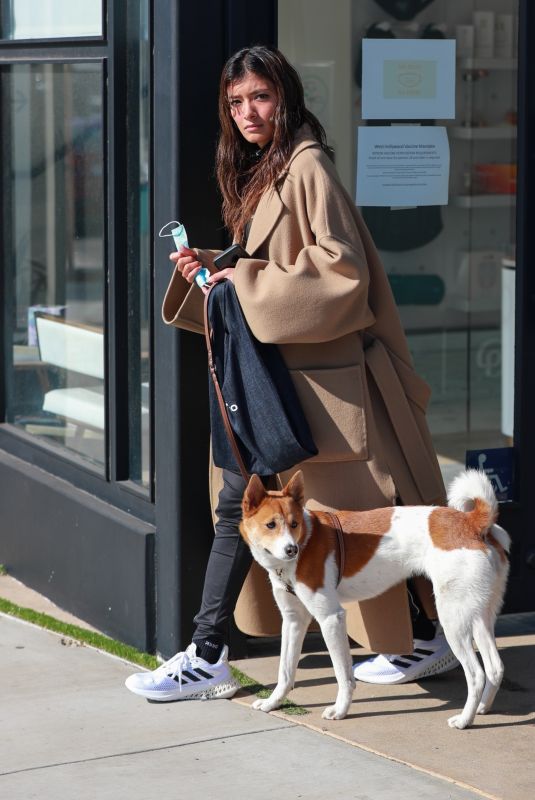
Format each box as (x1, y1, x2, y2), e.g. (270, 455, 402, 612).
(0, 724, 296, 778)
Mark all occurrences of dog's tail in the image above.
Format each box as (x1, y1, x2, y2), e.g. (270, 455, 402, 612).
(447, 469, 501, 538)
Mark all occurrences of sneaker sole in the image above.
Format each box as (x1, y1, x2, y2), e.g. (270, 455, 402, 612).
(125, 678, 240, 702)
(354, 651, 460, 685)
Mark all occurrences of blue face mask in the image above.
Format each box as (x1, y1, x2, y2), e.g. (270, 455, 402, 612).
(373, 0, 435, 21)
(158, 220, 210, 288)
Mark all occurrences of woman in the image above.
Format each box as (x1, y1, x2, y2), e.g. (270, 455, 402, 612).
(125, 45, 455, 702)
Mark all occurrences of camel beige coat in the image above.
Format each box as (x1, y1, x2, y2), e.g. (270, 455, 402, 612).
(162, 126, 445, 653)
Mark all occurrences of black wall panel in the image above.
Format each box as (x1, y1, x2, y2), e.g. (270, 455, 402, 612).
(0, 450, 155, 651)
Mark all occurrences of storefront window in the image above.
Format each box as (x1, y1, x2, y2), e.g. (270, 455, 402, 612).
(2, 62, 106, 469)
(0, 0, 103, 40)
(279, 0, 518, 485)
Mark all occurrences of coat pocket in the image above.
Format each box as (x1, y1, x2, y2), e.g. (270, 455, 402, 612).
(289, 365, 368, 462)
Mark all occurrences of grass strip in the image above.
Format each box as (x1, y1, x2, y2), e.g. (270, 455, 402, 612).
(0, 595, 308, 716)
(0, 596, 159, 669)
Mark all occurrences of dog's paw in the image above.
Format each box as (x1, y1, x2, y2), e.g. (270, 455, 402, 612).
(447, 714, 471, 729)
(476, 702, 488, 715)
(252, 697, 280, 713)
(321, 704, 347, 721)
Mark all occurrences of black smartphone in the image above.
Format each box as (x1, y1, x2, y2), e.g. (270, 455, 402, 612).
(213, 243, 249, 270)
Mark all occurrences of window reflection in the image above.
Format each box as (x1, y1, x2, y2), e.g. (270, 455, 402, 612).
(3, 63, 106, 468)
(1, 0, 102, 40)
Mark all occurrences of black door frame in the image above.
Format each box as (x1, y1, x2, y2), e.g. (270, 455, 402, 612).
(504, 0, 535, 610)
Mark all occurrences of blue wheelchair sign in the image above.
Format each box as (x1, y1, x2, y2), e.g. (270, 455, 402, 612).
(465, 448, 514, 502)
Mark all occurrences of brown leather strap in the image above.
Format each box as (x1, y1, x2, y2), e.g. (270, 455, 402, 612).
(326, 511, 345, 586)
(203, 283, 250, 483)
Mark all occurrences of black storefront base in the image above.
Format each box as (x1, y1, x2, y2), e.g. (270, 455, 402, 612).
(0, 450, 155, 651)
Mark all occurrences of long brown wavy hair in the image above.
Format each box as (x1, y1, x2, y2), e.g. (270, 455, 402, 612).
(216, 45, 328, 243)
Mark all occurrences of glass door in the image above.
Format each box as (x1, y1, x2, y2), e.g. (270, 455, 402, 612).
(279, 0, 518, 490)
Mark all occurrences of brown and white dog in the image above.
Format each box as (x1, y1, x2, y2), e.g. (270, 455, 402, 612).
(240, 469, 510, 729)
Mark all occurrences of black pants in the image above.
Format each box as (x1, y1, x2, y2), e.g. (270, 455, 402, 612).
(191, 469, 434, 650)
(192, 469, 256, 648)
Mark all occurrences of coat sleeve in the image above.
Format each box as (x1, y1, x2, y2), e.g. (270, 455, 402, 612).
(233, 155, 376, 344)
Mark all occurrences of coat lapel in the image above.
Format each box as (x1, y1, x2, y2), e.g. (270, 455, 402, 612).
(245, 133, 321, 256)
(245, 184, 284, 256)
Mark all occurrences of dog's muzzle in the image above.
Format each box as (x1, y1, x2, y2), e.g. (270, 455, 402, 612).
(284, 543, 299, 559)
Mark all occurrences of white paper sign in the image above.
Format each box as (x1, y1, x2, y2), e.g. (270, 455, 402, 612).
(356, 126, 450, 207)
(362, 39, 456, 120)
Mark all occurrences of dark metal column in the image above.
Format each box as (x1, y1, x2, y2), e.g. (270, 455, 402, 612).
(153, 0, 183, 657)
(506, 0, 535, 609)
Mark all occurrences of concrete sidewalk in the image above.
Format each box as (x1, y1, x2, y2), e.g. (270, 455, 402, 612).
(234, 615, 535, 800)
(2, 613, 484, 800)
(1, 575, 533, 799)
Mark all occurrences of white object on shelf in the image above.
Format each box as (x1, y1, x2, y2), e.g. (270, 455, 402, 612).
(501, 263, 515, 438)
(451, 194, 516, 208)
(456, 25, 474, 58)
(449, 126, 517, 140)
(495, 14, 514, 59)
(35, 316, 148, 433)
(473, 11, 495, 58)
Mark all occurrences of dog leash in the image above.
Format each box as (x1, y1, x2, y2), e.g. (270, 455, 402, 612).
(326, 511, 345, 586)
(203, 283, 250, 483)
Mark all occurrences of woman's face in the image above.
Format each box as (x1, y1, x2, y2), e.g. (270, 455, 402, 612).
(227, 72, 277, 148)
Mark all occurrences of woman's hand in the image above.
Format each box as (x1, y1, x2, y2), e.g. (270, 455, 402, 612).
(169, 246, 204, 284)
(207, 267, 235, 285)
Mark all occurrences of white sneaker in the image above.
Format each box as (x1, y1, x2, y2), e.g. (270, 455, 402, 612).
(125, 643, 240, 701)
(353, 633, 459, 685)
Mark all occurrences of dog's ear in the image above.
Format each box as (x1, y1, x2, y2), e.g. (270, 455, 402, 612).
(283, 470, 305, 505)
(242, 474, 266, 515)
